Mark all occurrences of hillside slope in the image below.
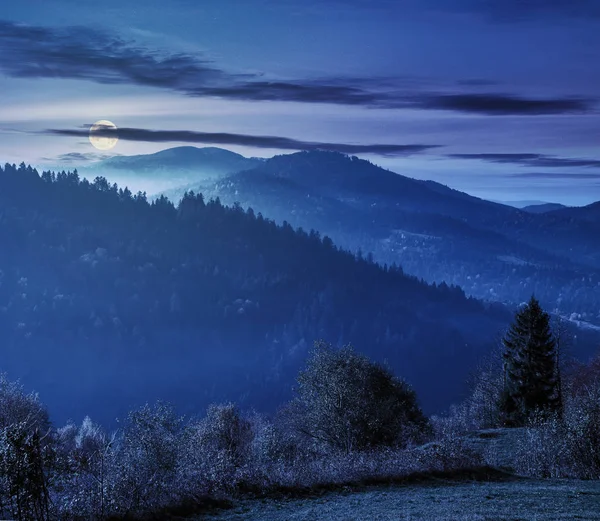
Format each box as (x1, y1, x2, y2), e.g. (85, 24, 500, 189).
(202, 479, 600, 521)
(163, 150, 600, 324)
(551, 200, 600, 223)
(0, 162, 510, 424)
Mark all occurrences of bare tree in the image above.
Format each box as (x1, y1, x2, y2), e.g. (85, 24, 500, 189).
(287, 341, 428, 454)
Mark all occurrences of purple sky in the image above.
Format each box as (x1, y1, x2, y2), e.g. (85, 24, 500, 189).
(1, 0, 599, 205)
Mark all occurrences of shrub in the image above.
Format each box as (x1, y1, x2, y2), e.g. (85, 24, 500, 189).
(412, 436, 484, 473)
(514, 412, 566, 478)
(564, 385, 600, 477)
(0, 373, 50, 433)
(287, 341, 429, 454)
(52, 417, 115, 520)
(0, 374, 52, 521)
(515, 383, 600, 479)
(110, 402, 183, 515)
(178, 403, 252, 496)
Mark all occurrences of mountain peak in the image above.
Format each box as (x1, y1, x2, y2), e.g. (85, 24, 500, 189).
(101, 146, 245, 164)
(151, 146, 244, 157)
(83, 146, 262, 182)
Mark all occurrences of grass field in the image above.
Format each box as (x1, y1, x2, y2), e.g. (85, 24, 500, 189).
(200, 478, 600, 521)
(196, 430, 599, 520)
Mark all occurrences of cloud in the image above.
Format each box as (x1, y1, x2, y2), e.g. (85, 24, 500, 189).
(52, 152, 121, 163)
(43, 126, 440, 156)
(0, 20, 595, 116)
(448, 153, 600, 168)
(0, 20, 228, 87)
(418, 94, 591, 116)
(506, 172, 600, 179)
(267, 0, 600, 21)
(200, 81, 383, 106)
(456, 79, 500, 87)
(202, 87, 593, 116)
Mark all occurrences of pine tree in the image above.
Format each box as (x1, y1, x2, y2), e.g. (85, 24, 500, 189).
(500, 296, 559, 426)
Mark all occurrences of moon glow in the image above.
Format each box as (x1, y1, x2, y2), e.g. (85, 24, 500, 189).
(89, 120, 119, 150)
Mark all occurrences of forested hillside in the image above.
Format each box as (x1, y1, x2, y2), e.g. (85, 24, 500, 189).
(164, 150, 600, 323)
(0, 161, 509, 424)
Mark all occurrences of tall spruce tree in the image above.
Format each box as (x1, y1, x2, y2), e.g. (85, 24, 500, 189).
(500, 296, 559, 426)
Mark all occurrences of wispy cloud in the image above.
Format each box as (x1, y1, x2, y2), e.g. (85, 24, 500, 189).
(420, 95, 591, 116)
(0, 20, 594, 116)
(43, 125, 441, 156)
(0, 20, 228, 86)
(267, 0, 600, 21)
(506, 172, 600, 179)
(448, 153, 600, 168)
(49, 152, 121, 163)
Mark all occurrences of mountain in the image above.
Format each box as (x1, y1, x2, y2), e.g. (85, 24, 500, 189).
(522, 203, 568, 214)
(551, 201, 600, 223)
(159, 150, 600, 325)
(79, 146, 263, 195)
(0, 162, 518, 425)
(492, 200, 554, 208)
(90, 146, 261, 176)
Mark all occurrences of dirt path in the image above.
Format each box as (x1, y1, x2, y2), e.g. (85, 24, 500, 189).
(200, 479, 600, 521)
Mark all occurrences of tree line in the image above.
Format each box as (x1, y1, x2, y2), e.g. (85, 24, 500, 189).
(1, 299, 599, 520)
(0, 161, 507, 421)
(0, 291, 598, 519)
(0, 341, 436, 520)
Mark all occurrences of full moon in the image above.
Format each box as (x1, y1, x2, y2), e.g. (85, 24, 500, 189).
(89, 120, 119, 150)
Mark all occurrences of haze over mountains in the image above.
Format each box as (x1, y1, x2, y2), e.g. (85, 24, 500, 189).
(5, 147, 597, 424)
(492, 200, 567, 210)
(0, 160, 518, 425)
(78, 146, 264, 196)
(100, 146, 600, 327)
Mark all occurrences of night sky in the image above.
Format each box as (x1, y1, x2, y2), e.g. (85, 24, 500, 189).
(1, 0, 599, 205)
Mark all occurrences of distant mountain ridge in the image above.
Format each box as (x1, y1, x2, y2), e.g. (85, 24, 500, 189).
(492, 199, 554, 208)
(87, 146, 262, 176)
(552, 200, 600, 222)
(68, 146, 600, 324)
(76, 146, 264, 195)
(522, 203, 568, 214)
(154, 148, 600, 325)
(0, 161, 518, 424)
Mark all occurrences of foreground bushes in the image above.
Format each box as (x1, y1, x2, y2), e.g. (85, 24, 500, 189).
(0, 343, 450, 520)
(515, 384, 600, 479)
(430, 346, 600, 480)
(0, 397, 480, 521)
(18, 344, 596, 519)
(11, 342, 599, 519)
(0, 375, 53, 521)
(286, 342, 430, 453)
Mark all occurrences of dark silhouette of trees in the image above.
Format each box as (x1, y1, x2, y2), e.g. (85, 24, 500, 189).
(500, 296, 559, 426)
(0, 162, 508, 421)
